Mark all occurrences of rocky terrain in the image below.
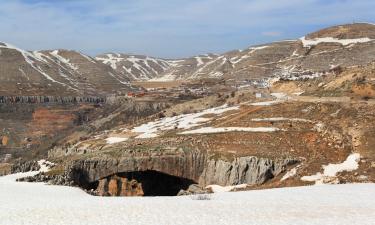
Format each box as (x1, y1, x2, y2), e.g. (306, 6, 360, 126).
(1, 23, 375, 197)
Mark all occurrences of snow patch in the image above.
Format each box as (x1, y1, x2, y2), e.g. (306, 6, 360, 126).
(132, 105, 239, 138)
(301, 153, 361, 184)
(249, 100, 282, 106)
(206, 184, 248, 193)
(195, 56, 205, 66)
(281, 165, 302, 181)
(50, 50, 79, 71)
(251, 117, 313, 123)
(300, 36, 373, 48)
(105, 137, 128, 144)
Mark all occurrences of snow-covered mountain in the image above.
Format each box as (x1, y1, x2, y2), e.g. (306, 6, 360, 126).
(0, 44, 133, 96)
(1, 23, 375, 95)
(95, 53, 220, 81)
(96, 23, 375, 82)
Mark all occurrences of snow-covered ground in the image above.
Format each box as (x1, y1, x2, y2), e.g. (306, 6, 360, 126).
(105, 137, 129, 144)
(300, 36, 373, 47)
(131, 104, 239, 138)
(0, 172, 374, 225)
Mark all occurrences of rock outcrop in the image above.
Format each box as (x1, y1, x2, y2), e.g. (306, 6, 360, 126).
(10, 160, 40, 173)
(199, 157, 299, 186)
(67, 149, 207, 187)
(66, 149, 298, 194)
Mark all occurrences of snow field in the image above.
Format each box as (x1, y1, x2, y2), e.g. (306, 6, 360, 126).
(0, 171, 374, 225)
(131, 104, 239, 138)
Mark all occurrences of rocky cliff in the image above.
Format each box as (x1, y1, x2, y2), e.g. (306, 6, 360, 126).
(67, 149, 207, 187)
(62, 149, 297, 196)
(199, 157, 298, 186)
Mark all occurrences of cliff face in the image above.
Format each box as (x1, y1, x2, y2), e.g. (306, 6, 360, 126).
(68, 149, 207, 187)
(66, 149, 297, 195)
(199, 157, 298, 186)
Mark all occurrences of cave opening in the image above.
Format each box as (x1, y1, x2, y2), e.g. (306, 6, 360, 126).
(120, 170, 196, 196)
(89, 170, 196, 196)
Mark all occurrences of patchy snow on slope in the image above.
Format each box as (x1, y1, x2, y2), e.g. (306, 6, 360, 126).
(300, 36, 373, 48)
(195, 56, 205, 66)
(132, 105, 239, 138)
(31, 51, 50, 63)
(230, 45, 269, 65)
(251, 117, 313, 123)
(323, 153, 361, 177)
(180, 127, 281, 134)
(301, 153, 361, 184)
(1, 172, 374, 225)
(96, 54, 171, 80)
(206, 184, 248, 193)
(50, 50, 79, 71)
(249, 100, 283, 106)
(248, 45, 269, 52)
(96, 54, 122, 69)
(105, 137, 128, 144)
(0, 43, 69, 86)
(0, 42, 45, 64)
(281, 165, 302, 181)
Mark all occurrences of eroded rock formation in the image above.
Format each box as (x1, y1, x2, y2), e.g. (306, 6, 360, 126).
(65, 149, 298, 196)
(68, 149, 207, 188)
(199, 157, 299, 186)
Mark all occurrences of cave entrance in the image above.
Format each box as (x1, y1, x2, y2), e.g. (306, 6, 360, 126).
(118, 170, 195, 196)
(90, 170, 196, 197)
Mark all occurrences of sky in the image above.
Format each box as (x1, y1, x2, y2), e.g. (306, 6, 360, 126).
(0, 0, 374, 58)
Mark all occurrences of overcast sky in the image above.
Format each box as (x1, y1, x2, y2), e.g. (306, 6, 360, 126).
(0, 0, 374, 58)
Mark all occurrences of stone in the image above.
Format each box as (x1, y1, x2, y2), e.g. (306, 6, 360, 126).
(96, 179, 108, 196)
(199, 157, 298, 186)
(108, 178, 119, 196)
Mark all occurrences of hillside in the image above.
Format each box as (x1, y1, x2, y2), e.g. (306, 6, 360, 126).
(95, 23, 375, 82)
(2, 23, 375, 89)
(0, 44, 133, 96)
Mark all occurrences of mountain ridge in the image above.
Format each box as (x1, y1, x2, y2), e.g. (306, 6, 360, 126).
(1, 23, 375, 95)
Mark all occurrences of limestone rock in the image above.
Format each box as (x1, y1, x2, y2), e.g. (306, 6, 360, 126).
(199, 157, 298, 186)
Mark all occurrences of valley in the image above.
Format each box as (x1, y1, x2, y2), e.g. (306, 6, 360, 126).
(1, 23, 375, 200)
